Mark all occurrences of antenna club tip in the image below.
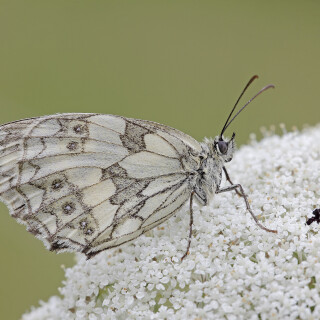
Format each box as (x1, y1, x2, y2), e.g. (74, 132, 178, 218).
(249, 75, 259, 82)
(260, 84, 275, 92)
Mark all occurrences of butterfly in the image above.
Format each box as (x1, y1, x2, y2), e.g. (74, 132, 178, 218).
(0, 75, 276, 260)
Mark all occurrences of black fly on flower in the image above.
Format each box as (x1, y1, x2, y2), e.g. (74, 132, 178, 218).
(306, 209, 320, 225)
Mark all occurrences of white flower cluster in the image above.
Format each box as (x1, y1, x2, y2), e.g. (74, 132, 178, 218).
(23, 126, 320, 320)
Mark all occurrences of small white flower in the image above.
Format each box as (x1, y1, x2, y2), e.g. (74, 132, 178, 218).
(136, 291, 145, 300)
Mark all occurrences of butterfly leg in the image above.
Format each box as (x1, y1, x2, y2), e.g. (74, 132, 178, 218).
(181, 191, 195, 261)
(223, 166, 242, 197)
(216, 182, 277, 234)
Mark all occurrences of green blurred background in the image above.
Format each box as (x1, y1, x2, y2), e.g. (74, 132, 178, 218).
(0, 0, 319, 319)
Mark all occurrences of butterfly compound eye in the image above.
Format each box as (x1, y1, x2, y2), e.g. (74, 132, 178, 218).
(217, 140, 228, 155)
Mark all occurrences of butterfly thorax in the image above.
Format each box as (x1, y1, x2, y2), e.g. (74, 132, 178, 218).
(191, 136, 235, 205)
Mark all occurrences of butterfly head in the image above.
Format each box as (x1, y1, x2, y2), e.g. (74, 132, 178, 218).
(212, 75, 274, 163)
(213, 133, 235, 163)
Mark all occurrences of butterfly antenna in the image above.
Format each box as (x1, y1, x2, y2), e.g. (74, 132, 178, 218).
(220, 75, 259, 138)
(222, 84, 275, 134)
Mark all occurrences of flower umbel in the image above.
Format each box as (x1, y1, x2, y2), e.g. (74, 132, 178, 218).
(23, 126, 320, 320)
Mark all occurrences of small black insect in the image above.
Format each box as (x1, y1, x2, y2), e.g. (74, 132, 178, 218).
(306, 209, 320, 225)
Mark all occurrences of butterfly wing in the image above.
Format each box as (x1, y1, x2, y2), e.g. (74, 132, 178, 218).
(0, 113, 201, 257)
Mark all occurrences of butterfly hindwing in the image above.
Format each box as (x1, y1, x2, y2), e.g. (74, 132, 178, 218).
(0, 113, 201, 257)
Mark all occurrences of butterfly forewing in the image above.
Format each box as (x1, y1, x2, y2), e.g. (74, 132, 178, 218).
(0, 113, 200, 257)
